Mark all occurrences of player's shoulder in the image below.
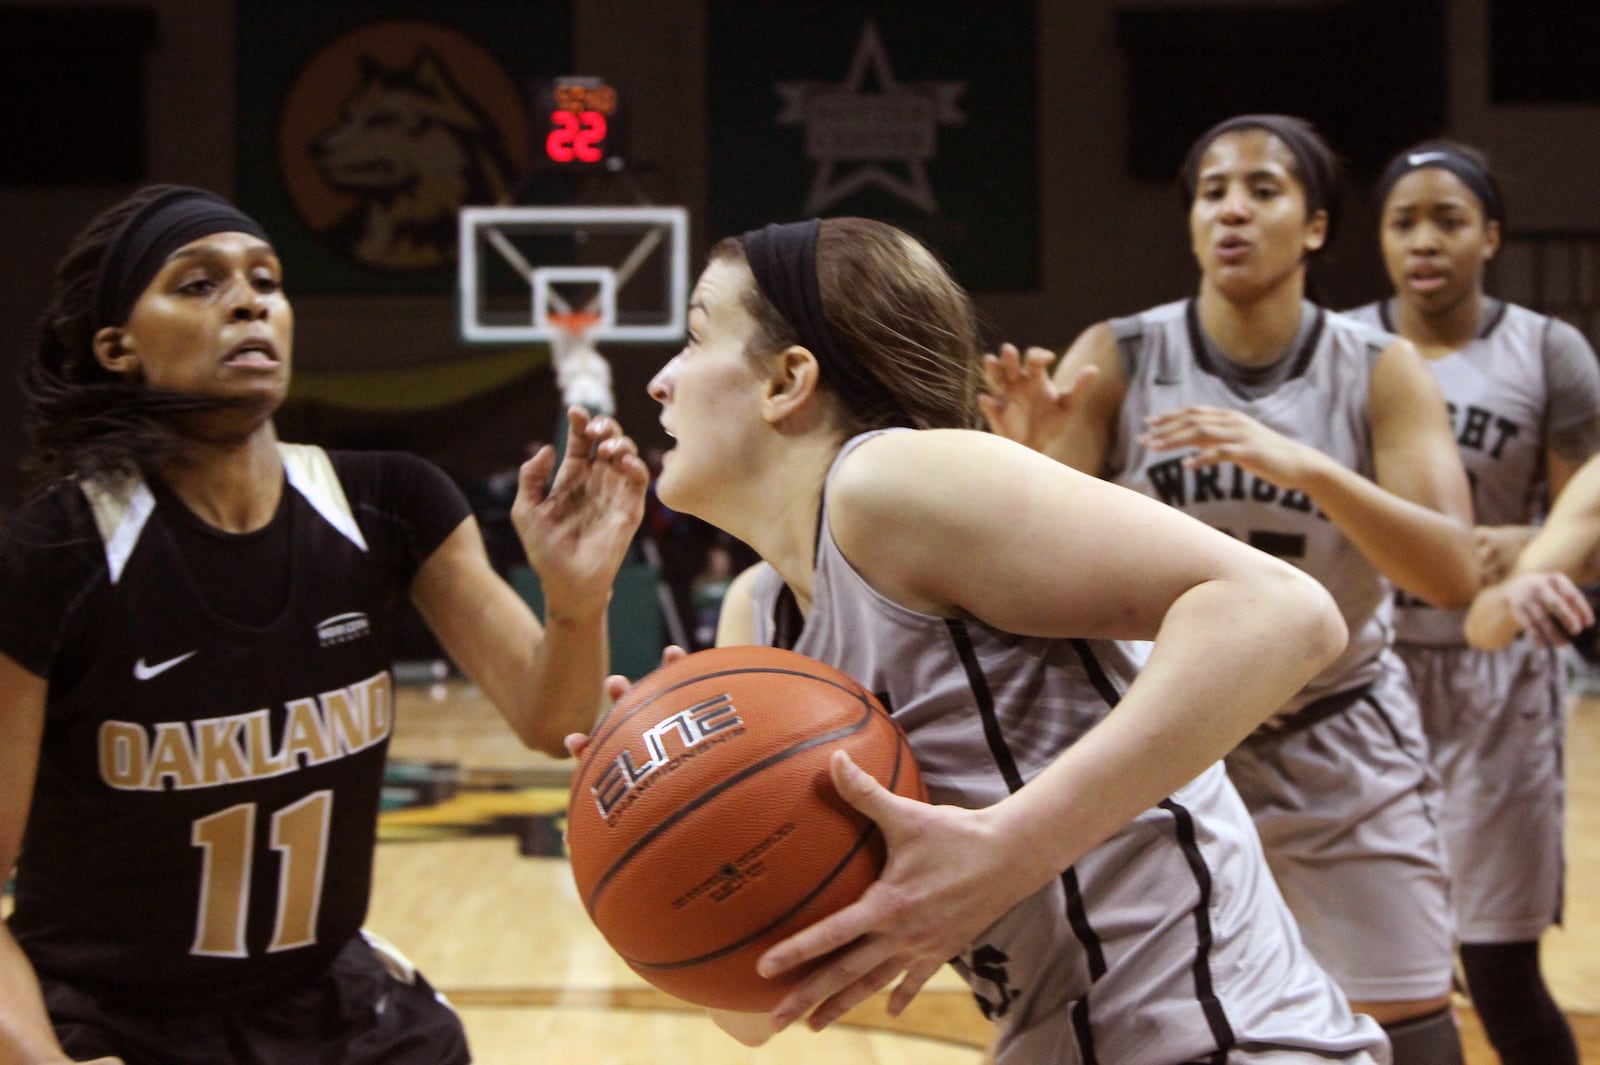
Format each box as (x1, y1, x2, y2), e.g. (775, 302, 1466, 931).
(1108, 297, 1187, 341)
(0, 480, 101, 569)
(320, 448, 466, 511)
(1335, 300, 1388, 333)
(325, 446, 449, 487)
(4, 478, 90, 531)
(1325, 304, 1398, 351)
(0, 481, 108, 675)
(305, 447, 471, 564)
(1534, 307, 1595, 353)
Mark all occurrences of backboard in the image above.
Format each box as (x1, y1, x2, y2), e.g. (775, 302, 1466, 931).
(457, 206, 689, 345)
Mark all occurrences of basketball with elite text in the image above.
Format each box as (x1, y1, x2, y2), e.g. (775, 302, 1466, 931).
(564, 645, 925, 1011)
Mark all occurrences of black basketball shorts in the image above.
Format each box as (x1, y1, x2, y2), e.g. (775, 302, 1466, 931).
(42, 932, 471, 1065)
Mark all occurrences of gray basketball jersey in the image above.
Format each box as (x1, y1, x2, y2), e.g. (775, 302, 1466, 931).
(1106, 300, 1391, 713)
(1346, 299, 1561, 644)
(746, 432, 1385, 1064)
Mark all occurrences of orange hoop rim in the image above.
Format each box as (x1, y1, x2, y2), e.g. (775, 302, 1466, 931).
(548, 311, 603, 338)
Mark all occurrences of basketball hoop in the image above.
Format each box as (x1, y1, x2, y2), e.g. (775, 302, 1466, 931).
(547, 310, 615, 415)
(456, 205, 688, 345)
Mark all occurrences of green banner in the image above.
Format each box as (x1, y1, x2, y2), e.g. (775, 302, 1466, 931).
(236, 1, 573, 292)
(709, 0, 1038, 291)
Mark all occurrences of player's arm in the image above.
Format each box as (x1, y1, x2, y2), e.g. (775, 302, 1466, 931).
(1544, 317, 1600, 509)
(755, 429, 1346, 1033)
(712, 564, 763, 647)
(0, 653, 119, 1065)
(410, 519, 597, 757)
(980, 323, 1125, 474)
(1466, 453, 1600, 650)
(412, 408, 648, 757)
(1328, 337, 1477, 607)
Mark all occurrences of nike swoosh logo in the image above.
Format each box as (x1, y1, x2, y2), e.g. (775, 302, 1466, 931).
(133, 651, 198, 681)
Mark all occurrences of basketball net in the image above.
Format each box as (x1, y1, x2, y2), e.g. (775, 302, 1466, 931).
(547, 311, 615, 415)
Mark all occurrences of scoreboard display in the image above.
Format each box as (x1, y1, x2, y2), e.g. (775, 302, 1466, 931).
(537, 76, 620, 169)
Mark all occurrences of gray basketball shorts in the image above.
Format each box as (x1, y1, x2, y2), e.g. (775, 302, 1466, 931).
(1224, 656, 1455, 1002)
(43, 930, 471, 1065)
(1398, 639, 1566, 943)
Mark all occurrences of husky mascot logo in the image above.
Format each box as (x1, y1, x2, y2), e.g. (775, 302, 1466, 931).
(312, 49, 516, 270)
(276, 21, 533, 273)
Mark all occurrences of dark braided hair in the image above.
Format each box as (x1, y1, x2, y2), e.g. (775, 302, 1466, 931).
(17, 185, 258, 495)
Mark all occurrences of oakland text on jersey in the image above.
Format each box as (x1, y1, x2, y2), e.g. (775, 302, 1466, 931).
(97, 670, 393, 791)
(1146, 456, 1325, 518)
(591, 692, 745, 821)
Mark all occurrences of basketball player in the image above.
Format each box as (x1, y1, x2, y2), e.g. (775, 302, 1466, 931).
(636, 216, 1388, 1062)
(0, 186, 648, 1064)
(981, 115, 1475, 1062)
(1343, 140, 1599, 1065)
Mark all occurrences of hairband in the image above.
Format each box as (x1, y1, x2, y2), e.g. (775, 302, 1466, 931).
(740, 219, 911, 427)
(92, 186, 272, 330)
(1189, 114, 1338, 219)
(1376, 146, 1504, 224)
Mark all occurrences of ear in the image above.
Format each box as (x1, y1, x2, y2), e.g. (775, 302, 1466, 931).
(1482, 218, 1502, 263)
(1303, 209, 1329, 255)
(92, 326, 139, 377)
(761, 345, 821, 425)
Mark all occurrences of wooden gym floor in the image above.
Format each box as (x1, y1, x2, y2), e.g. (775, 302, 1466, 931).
(2, 672, 1590, 1060)
(371, 675, 1600, 1064)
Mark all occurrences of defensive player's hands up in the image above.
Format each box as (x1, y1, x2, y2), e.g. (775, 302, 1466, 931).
(1473, 524, 1537, 586)
(513, 406, 649, 618)
(563, 645, 689, 758)
(1492, 571, 1595, 648)
(979, 343, 1099, 450)
(1140, 405, 1323, 490)
(755, 751, 1031, 1036)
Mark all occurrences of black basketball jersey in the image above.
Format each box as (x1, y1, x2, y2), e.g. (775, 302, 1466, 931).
(0, 445, 469, 1008)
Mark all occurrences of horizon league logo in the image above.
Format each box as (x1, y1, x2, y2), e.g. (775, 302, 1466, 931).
(591, 693, 744, 819)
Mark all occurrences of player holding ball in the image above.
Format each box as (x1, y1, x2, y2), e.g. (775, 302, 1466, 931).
(591, 216, 1391, 1063)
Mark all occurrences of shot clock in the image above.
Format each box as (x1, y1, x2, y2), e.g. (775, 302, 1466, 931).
(536, 76, 621, 169)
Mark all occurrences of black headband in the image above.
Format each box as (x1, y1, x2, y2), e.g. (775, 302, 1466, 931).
(740, 219, 911, 427)
(1377, 146, 1505, 224)
(1187, 114, 1337, 220)
(92, 186, 272, 330)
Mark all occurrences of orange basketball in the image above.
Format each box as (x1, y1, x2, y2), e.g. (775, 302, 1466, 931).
(564, 645, 925, 1012)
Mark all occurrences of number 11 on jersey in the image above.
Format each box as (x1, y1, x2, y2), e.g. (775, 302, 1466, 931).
(190, 790, 332, 957)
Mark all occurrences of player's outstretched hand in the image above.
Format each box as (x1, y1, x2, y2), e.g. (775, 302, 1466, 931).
(979, 343, 1096, 453)
(565, 645, 691, 759)
(756, 751, 1027, 1035)
(513, 406, 649, 618)
(1497, 571, 1595, 647)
